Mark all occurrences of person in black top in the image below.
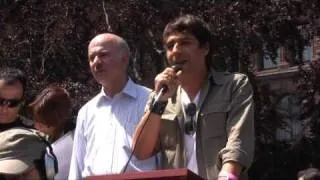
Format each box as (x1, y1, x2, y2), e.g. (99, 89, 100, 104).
(0, 67, 32, 132)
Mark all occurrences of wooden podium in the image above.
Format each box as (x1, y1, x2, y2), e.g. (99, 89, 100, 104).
(86, 168, 204, 180)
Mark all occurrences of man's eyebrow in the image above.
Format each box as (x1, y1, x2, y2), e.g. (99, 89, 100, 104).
(89, 49, 108, 56)
(166, 36, 192, 43)
(179, 36, 194, 41)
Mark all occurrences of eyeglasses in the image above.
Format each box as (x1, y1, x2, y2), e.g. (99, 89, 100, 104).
(184, 103, 197, 135)
(0, 98, 23, 108)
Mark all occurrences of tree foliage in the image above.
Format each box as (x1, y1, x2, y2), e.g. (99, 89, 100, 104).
(1, 0, 320, 179)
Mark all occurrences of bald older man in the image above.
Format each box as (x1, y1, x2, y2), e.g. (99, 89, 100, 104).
(69, 33, 157, 179)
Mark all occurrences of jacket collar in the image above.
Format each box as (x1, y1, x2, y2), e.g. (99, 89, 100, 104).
(209, 69, 229, 86)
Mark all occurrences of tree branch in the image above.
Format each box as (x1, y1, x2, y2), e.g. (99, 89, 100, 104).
(102, 0, 112, 32)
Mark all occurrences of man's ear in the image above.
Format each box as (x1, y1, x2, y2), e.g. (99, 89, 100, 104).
(201, 43, 210, 56)
(122, 55, 130, 68)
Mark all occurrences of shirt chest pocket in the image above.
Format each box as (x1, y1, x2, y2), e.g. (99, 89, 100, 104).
(200, 101, 229, 139)
(160, 118, 180, 150)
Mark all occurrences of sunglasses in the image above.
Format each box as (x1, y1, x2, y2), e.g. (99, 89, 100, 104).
(184, 103, 197, 135)
(0, 98, 23, 108)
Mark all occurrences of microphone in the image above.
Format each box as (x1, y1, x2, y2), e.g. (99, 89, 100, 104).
(153, 64, 183, 103)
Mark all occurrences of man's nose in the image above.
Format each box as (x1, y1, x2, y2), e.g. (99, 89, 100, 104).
(92, 56, 102, 66)
(172, 43, 181, 53)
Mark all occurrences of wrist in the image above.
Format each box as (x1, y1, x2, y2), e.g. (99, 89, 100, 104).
(218, 171, 238, 180)
(150, 100, 168, 115)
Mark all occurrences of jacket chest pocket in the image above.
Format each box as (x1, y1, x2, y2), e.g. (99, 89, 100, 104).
(160, 118, 180, 150)
(200, 101, 229, 139)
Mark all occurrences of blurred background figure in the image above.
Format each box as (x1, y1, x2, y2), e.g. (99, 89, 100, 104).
(0, 67, 33, 132)
(0, 127, 58, 180)
(28, 85, 73, 142)
(298, 168, 320, 180)
(28, 85, 75, 180)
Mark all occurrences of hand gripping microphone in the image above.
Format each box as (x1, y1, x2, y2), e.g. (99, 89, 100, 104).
(153, 64, 183, 102)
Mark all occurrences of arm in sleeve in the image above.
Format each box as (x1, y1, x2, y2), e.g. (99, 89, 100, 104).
(218, 74, 255, 172)
(68, 109, 86, 180)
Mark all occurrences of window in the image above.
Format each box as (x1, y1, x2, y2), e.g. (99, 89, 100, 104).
(263, 48, 282, 69)
(302, 45, 312, 62)
(276, 95, 303, 141)
(295, 42, 312, 62)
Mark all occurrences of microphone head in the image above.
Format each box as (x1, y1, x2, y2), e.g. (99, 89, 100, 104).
(171, 64, 183, 73)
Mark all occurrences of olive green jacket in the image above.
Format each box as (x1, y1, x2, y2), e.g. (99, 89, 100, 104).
(154, 70, 254, 180)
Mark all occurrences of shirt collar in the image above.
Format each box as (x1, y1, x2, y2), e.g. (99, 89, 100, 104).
(98, 77, 138, 100)
(121, 78, 138, 99)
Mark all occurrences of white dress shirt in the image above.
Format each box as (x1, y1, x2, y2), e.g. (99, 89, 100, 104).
(69, 78, 157, 179)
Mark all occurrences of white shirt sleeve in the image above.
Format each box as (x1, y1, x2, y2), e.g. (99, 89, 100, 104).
(69, 109, 86, 180)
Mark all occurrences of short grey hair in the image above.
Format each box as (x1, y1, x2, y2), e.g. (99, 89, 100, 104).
(117, 37, 130, 60)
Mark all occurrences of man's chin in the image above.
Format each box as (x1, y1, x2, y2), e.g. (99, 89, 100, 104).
(93, 71, 105, 76)
(95, 78, 109, 87)
(0, 118, 17, 124)
(93, 73, 107, 80)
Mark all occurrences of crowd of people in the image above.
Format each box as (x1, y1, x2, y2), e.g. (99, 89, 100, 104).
(0, 14, 317, 180)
